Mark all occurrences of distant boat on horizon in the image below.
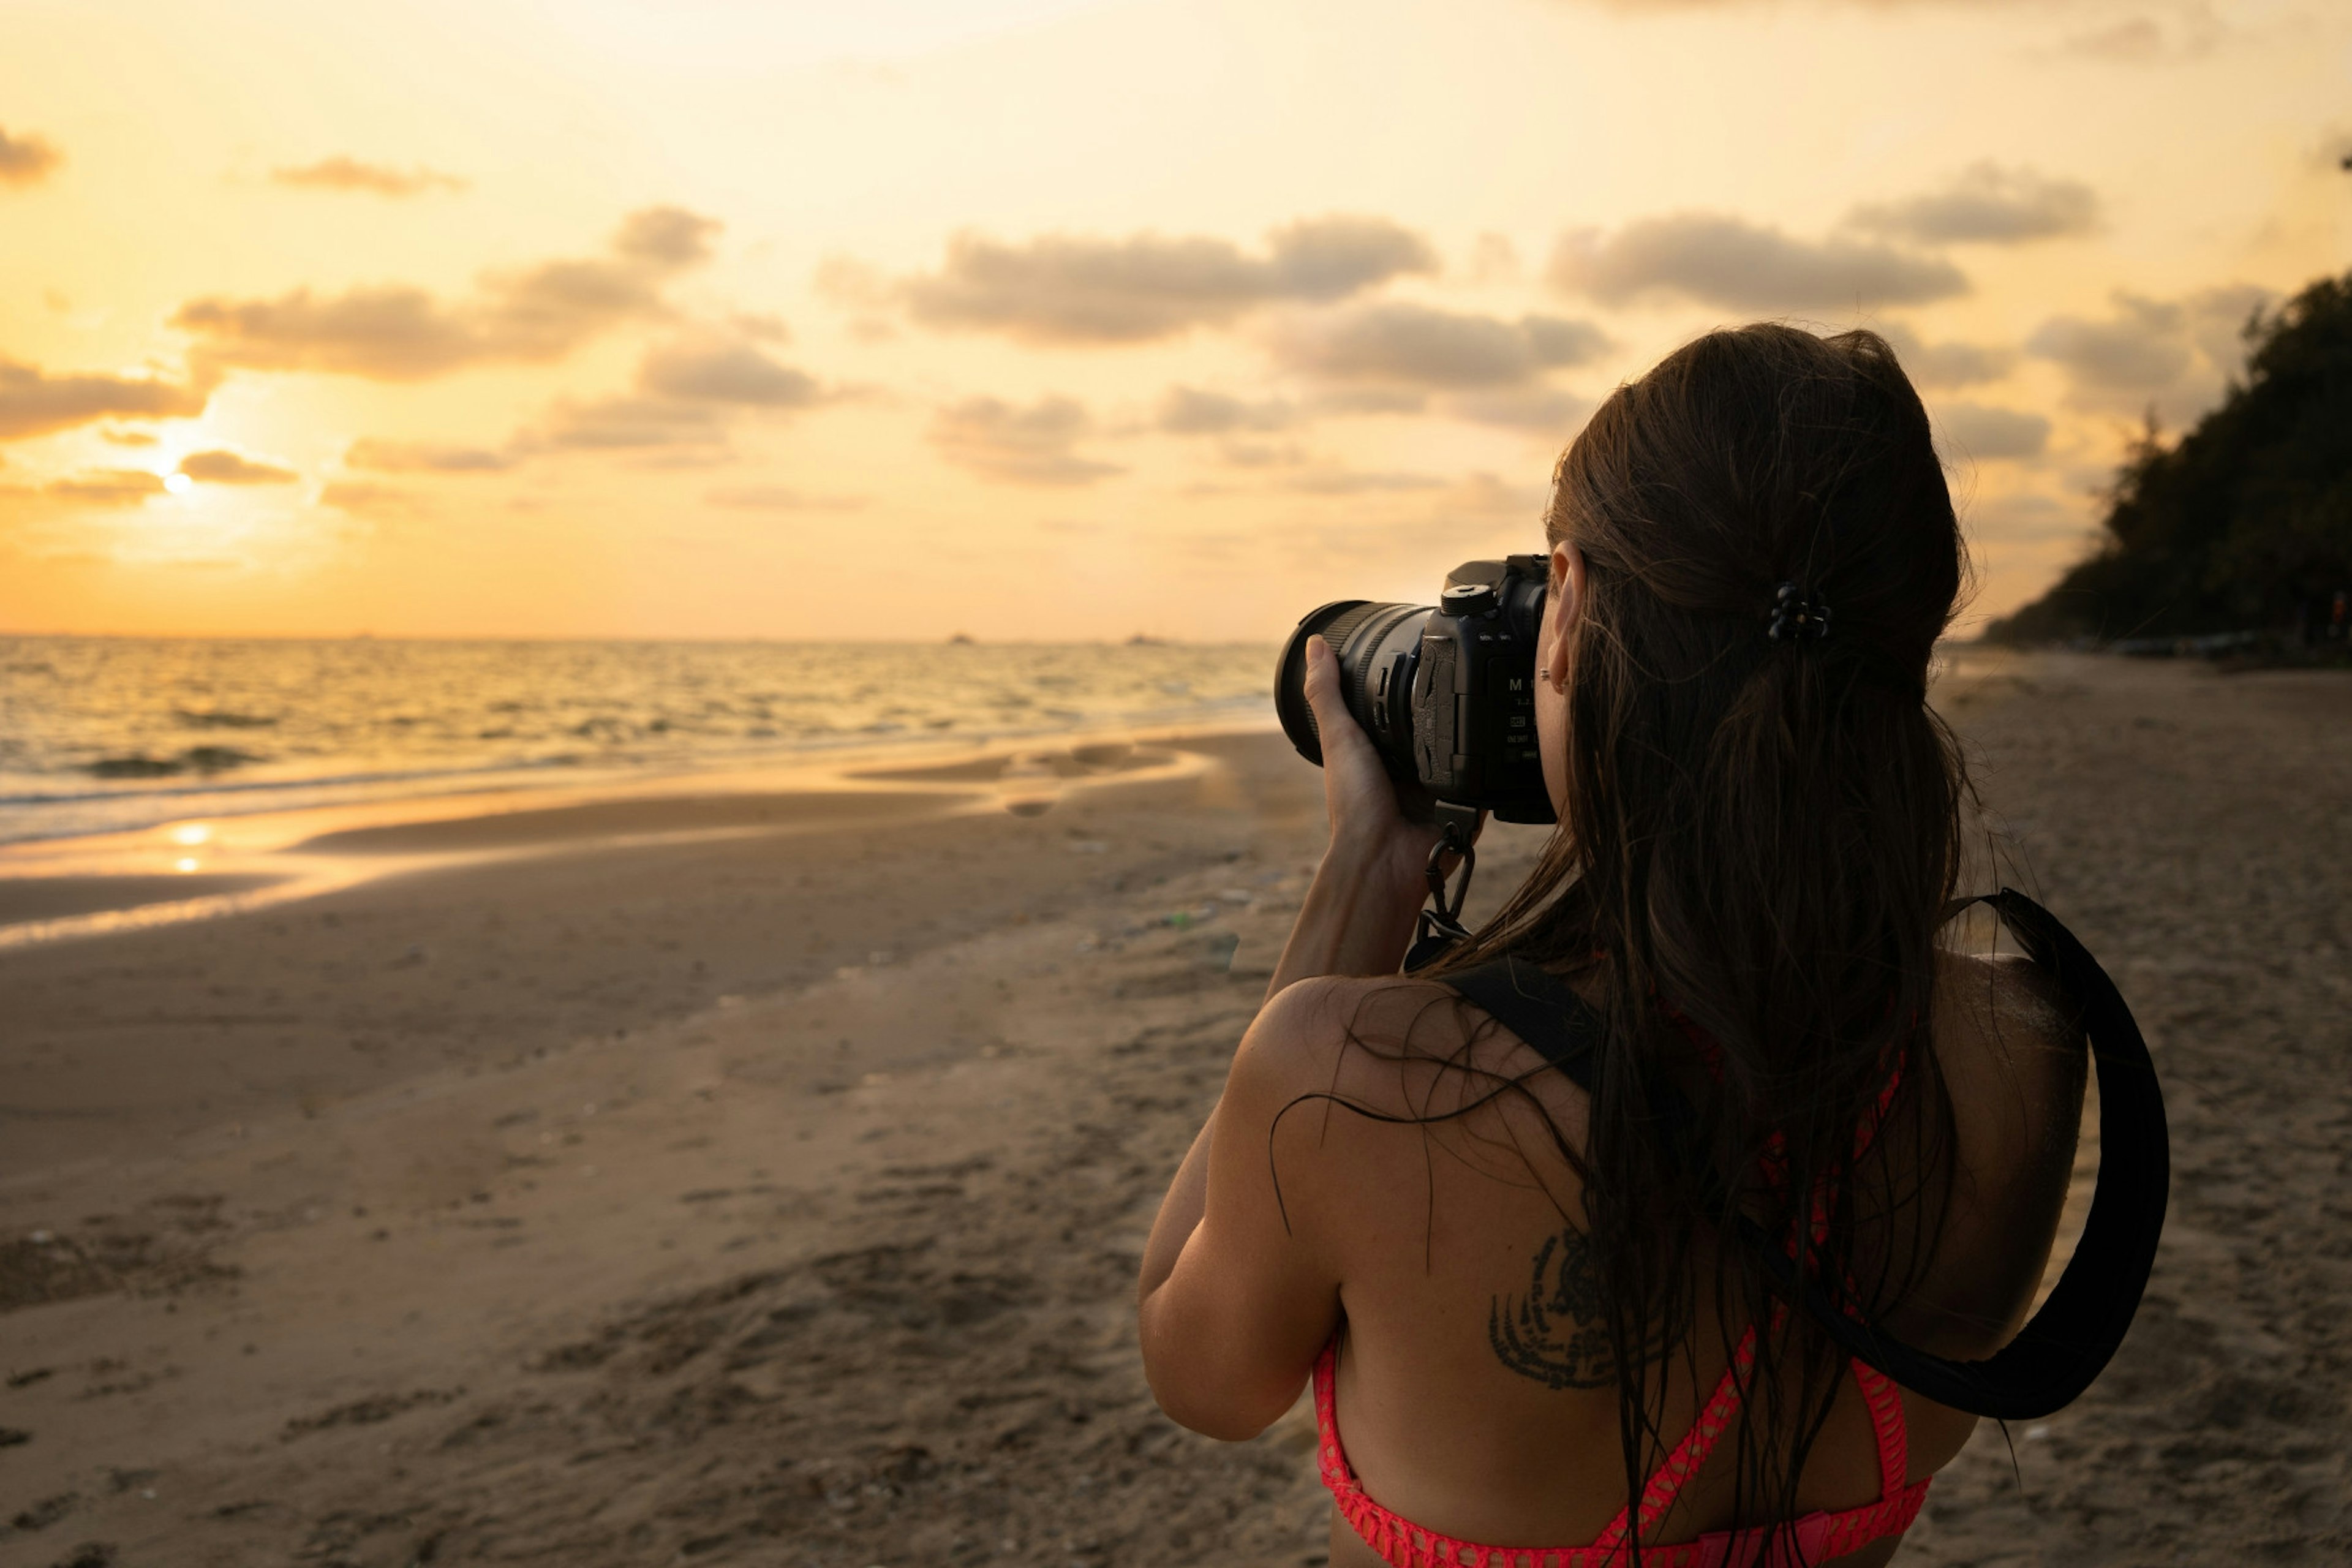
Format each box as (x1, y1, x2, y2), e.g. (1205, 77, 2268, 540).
(947, 631, 976, 645)
(1126, 633, 1168, 646)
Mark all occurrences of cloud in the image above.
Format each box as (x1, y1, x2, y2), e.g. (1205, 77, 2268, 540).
(2026, 283, 2272, 417)
(637, 339, 821, 407)
(899, 214, 1436, 344)
(170, 205, 718, 380)
(0, 467, 167, 514)
(703, 484, 868, 511)
(1272, 303, 1607, 388)
(1438, 385, 1596, 433)
(1265, 216, 1438, 299)
(1845, 164, 2098, 245)
(1877, 322, 2016, 388)
(929, 396, 1121, 485)
(180, 449, 298, 485)
(343, 438, 514, 473)
(0, 359, 212, 441)
(1936, 403, 2051, 461)
(1549, 214, 1966, 310)
(99, 428, 161, 447)
(613, 206, 721, 267)
(270, 156, 468, 197)
(51, 469, 168, 505)
(466, 330, 827, 468)
(0, 126, 62, 187)
(1155, 386, 1297, 435)
(519, 394, 730, 453)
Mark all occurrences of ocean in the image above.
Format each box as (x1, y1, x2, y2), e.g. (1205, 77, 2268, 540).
(0, 636, 1280, 845)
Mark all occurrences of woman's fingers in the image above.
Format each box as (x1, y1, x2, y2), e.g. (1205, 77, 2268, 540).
(1304, 636, 1419, 851)
(1303, 637, 1377, 769)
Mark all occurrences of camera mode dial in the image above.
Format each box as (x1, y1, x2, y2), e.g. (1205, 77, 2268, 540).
(1440, 581, 1497, 618)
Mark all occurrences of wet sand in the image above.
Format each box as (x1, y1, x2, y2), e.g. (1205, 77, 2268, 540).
(0, 658, 2345, 1566)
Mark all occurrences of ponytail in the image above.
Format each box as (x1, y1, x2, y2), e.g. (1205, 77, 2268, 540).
(1430, 323, 1970, 1556)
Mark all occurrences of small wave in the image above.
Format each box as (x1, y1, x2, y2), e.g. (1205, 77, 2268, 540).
(86, 745, 266, 780)
(10, 755, 594, 810)
(87, 755, 181, 780)
(175, 709, 278, 729)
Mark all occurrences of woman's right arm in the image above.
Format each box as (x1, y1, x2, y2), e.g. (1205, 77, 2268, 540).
(1896, 951, 2090, 1358)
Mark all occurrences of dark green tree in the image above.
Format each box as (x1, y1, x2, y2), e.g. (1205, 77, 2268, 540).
(1986, 270, 2352, 644)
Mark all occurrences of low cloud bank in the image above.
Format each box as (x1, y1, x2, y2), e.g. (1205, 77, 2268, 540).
(929, 396, 1121, 485)
(1550, 214, 1966, 311)
(180, 450, 298, 485)
(899, 216, 1436, 344)
(172, 206, 721, 380)
(0, 360, 211, 442)
(1272, 302, 1607, 388)
(1846, 164, 2099, 245)
(2028, 283, 2273, 418)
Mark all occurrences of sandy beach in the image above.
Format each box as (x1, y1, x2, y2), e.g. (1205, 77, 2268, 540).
(1, 654, 2347, 1567)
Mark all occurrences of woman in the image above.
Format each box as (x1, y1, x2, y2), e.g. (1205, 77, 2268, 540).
(1137, 325, 2090, 1566)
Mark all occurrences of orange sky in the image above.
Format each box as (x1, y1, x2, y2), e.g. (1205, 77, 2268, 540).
(1, 0, 2345, 641)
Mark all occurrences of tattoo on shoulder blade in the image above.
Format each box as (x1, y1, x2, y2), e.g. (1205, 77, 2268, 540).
(1488, 1226, 1646, 1390)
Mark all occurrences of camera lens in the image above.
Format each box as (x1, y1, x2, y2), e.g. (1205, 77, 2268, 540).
(1273, 598, 1433, 777)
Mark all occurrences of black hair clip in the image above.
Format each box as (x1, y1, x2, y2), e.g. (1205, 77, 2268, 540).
(1768, 581, 1832, 643)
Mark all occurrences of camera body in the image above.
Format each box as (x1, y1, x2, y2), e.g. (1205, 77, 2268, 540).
(1274, 554, 1555, 824)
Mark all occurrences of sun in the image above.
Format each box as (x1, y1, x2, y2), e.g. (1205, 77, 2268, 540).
(164, 472, 194, 496)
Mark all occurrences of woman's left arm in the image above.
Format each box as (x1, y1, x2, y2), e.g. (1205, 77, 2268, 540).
(1136, 979, 1351, 1441)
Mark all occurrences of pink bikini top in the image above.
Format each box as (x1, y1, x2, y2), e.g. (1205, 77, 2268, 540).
(1313, 1327, 1931, 1568)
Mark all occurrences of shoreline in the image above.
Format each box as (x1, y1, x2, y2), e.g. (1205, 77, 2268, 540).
(0, 719, 1273, 947)
(0, 639, 2044, 945)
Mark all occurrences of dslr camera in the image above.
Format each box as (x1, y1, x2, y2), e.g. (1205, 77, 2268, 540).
(1274, 555, 1556, 826)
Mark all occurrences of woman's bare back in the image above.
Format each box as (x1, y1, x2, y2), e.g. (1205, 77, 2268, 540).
(1258, 947, 2087, 1565)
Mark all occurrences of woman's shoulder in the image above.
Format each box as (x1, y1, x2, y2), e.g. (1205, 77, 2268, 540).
(1238, 970, 1585, 1108)
(1235, 971, 1477, 1106)
(1232, 968, 1599, 1189)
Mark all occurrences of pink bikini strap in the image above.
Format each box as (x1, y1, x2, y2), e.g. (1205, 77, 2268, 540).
(1589, 1325, 1759, 1551)
(1850, 1358, 1910, 1499)
(1589, 1330, 1912, 1555)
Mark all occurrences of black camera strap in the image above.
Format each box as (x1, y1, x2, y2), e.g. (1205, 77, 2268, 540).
(1433, 889, 2168, 1422)
(1403, 804, 1481, 974)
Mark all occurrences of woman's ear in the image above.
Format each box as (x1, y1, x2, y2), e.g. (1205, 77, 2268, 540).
(1544, 543, 1585, 689)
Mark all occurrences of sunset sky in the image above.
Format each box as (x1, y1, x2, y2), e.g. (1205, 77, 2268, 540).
(1, 0, 2345, 641)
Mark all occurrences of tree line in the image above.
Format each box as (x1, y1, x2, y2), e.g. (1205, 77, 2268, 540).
(1985, 268, 2351, 648)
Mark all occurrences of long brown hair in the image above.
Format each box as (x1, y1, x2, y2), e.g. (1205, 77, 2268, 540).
(1434, 323, 1973, 1553)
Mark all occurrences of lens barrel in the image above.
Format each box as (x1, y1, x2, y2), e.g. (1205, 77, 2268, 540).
(1274, 599, 1432, 777)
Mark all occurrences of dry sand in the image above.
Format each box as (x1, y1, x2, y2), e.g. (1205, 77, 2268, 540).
(0, 655, 2345, 1567)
